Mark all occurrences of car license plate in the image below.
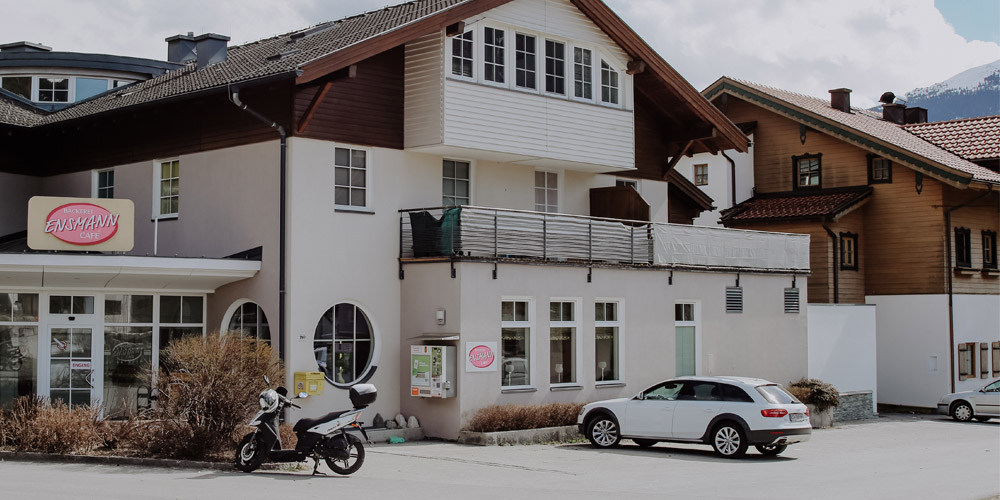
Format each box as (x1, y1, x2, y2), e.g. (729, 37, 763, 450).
(790, 413, 807, 422)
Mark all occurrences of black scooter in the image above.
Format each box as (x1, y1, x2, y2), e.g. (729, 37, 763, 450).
(234, 377, 376, 475)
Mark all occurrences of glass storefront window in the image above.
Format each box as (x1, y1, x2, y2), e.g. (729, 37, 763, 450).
(0, 325, 38, 407)
(104, 327, 153, 416)
(501, 299, 531, 387)
(595, 301, 620, 382)
(0, 293, 38, 322)
(105, 295, 153, 324)
(549, 301, 576, 385)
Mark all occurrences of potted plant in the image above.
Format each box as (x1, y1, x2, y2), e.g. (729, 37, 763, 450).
(787, 378, 841, 428)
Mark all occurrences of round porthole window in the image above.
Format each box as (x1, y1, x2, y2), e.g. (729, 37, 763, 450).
(314, 303, 375, 386)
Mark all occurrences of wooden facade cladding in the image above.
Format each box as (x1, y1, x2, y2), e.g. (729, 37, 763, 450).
(590, 186, 649, 222)
(0, 81, 294, 176)
(293, 46, 405, 149)
(717, 94, 1000, 299)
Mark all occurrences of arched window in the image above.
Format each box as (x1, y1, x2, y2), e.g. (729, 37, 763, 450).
(314, 303, 374, 386)
(226, 301, 270, 345)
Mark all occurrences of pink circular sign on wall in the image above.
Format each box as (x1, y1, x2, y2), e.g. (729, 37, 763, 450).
(468, 345, 495, 369)
(44, 203, 120, 245)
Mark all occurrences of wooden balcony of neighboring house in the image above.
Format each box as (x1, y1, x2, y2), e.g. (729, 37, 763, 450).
(397, 205, 811, 278)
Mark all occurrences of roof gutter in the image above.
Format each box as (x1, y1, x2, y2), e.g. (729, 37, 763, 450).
(228, 87, 288, 364)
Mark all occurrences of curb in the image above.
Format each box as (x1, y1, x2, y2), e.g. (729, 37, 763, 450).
(0, 451, 241, 471)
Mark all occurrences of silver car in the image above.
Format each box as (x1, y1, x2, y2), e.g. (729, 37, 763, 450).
(937, 379, 1000, 422)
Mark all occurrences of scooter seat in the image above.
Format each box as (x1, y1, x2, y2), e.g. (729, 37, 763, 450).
(293, 410, 350, 433)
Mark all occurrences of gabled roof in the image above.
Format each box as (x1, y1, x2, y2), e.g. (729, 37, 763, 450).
(1, 0, 746, 156)
(720, 186, 873, 225)
(665, 169, 714, 211)
(903, 115, 1000, 162)
(0, 90, 45, 127)
(704, 78, 1000, 187)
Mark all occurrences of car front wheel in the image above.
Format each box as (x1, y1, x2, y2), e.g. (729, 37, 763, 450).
(711, 422, 748, 458)
(951, 402, 974, 422)
(586, 414, 621, 448)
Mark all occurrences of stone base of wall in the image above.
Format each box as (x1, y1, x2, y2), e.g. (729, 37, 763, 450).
(833, 391, 876, 422)
(457, 425, 581, 446)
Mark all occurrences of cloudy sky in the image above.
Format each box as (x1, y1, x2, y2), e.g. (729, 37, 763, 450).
(2, 0, 998, 107)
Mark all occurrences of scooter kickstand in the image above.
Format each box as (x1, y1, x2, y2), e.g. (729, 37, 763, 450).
(311, 457, 327, 476)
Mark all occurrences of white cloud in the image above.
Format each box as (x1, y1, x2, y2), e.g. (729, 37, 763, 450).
(2, 0, 997, 108)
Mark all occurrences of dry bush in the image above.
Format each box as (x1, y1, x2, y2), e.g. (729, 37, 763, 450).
(788, 378, 841, 411)
(464, 402, 585, 432)
(0, 395, 45, 448)
(4, 398, 103, 454)
(143, 333, 282, 459)
(279, 423, 298, 449)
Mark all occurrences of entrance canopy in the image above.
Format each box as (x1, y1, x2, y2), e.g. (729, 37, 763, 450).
(0, 254, 259, 292)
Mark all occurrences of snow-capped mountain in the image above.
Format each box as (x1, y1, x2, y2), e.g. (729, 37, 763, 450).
(900, 60, 1000, 121)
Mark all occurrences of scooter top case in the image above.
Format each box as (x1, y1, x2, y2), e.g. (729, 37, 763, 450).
(349, 384, 377, 408)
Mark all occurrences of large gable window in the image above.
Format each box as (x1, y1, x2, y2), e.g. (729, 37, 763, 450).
(515, 33, 537, 90)
(600, 60, 619, 105)
(484, 27, 505, 84)
(793, 153, 822, 189)
(573, 47, 592, 100)
(544, 40, 566, 95)
(451, 30, 474, 78)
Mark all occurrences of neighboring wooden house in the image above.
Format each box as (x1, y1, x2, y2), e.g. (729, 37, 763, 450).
(685, 78, 999, 409)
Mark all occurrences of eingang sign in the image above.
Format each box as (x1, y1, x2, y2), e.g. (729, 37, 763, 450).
(28, 196, 135, 252)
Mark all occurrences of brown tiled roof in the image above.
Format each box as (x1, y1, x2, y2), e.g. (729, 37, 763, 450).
(705, 78, 1000, 185)
(0, 93, 46, 127)
(903, 115, 1000, 161)
(2, 0, 473, 127)
(720, 186, 873, 224)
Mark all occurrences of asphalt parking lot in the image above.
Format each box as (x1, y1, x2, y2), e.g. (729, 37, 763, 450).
(1, 414, 997, 500)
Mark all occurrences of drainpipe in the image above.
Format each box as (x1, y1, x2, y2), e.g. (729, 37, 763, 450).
(942, 184, 994, 392)
(229, 88, 287, 362)
(721, 150, 737, 209)
(822, 223, 839, 304)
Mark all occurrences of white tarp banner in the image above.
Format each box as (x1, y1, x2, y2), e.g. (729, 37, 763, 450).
(653, 224, 809, 270)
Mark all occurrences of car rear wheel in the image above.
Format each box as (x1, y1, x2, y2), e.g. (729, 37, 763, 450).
(951, 402, 973, 422)
(711, 422, 748, 458)
(586, 414, 621, 448)
(755, 444, 787, 456)
(632, 438, 656, 448)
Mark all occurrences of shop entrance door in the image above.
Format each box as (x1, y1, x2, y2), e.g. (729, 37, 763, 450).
(47, 326, 98, 408)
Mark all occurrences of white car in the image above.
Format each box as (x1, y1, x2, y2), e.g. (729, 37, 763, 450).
(937, 379, 1000, 422)
(577, 376, 811, 458)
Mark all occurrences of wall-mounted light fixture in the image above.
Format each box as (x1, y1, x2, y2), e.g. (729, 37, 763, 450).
(436, 309, 446, 326)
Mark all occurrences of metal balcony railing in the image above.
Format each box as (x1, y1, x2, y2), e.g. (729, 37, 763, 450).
(399, 206, 810, 273)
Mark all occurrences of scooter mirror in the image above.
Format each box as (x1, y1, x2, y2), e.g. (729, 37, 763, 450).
(298, 392, 309, 399)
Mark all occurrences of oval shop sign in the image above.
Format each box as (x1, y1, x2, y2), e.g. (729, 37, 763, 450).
(44, 203, 120, 245)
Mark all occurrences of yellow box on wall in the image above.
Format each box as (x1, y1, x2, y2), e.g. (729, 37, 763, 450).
(294, 371, 325, 396)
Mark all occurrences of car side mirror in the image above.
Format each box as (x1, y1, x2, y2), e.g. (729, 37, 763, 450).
(297, 392, 309, 399)
(634, 392, 644, 400)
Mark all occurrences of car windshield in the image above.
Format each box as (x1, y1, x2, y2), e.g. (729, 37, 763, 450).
(756, 384, 800, 404)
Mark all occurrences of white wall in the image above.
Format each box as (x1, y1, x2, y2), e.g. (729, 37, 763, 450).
(807, 304, 877, 413)
(675, 136, 754, 227)
(953, 294, 1000, 391)
(866, 295, 951, 408)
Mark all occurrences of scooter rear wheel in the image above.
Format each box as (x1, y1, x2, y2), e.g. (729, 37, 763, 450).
(234, 432, 266, 472)
(324, 434, 365, 475)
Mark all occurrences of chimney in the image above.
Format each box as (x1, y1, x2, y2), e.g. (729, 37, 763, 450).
(165, 32, 197, 63)
(883, 103, 906, 125)
(904, 107, 928, 124)
(829, 88, 851, 113)
(194, 33, 230, 68)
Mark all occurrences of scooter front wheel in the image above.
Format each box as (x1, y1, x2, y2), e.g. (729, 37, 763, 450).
(324, 434, 365, 475)
(234, 432, 266, 472)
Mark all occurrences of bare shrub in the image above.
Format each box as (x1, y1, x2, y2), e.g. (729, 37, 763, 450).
(788, 378, 841, 412)
(9, 399, 102, 454)
(464, 402, 585, 432)
(143, 333, 282, 459)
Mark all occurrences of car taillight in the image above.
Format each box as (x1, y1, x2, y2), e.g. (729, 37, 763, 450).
(761, 408, 789, 418)
(805, 407, 810, 416)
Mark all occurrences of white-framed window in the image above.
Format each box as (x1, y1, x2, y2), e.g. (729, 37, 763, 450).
(601, 60, 619, 105)
(225, 301, 271, 346)
(595, 300, 620, 382)
(549, 299, 580, 386)
(501, 298, 533, 388)
(0, 75, 122, 104)
(38, 77, 69, 102)
(334, 146, 370, 210)
(544, 39, 566, 95)
(675, 302, 697, 376)
(443, 159, 471, 206)
(483, 27, 505, 84)
(451, 30, 474, 79)
(104, 294, 154, 412)
(158, 295, 205, 368)
(0, 293, 39, 407)
(534, 170, 558, 213)
(154, 159, 179, 219)
(515, 33, 537, 90)
(93, 168, 114, 199)
(314, 302, 376, 386)
(573, 47, 593, 100)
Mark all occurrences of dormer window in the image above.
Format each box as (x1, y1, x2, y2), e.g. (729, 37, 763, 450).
(451, 30, 474, 78)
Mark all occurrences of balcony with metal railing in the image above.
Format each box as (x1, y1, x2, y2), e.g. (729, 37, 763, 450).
(398, 206, 810, 275)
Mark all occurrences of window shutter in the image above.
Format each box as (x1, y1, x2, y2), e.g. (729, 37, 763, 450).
(725, 287, 743, 313)
(958, 343, 970, 380)
(981, 343, 990, 378)
(784, 288, 800, 313)
(992, 342, 1000, 377)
